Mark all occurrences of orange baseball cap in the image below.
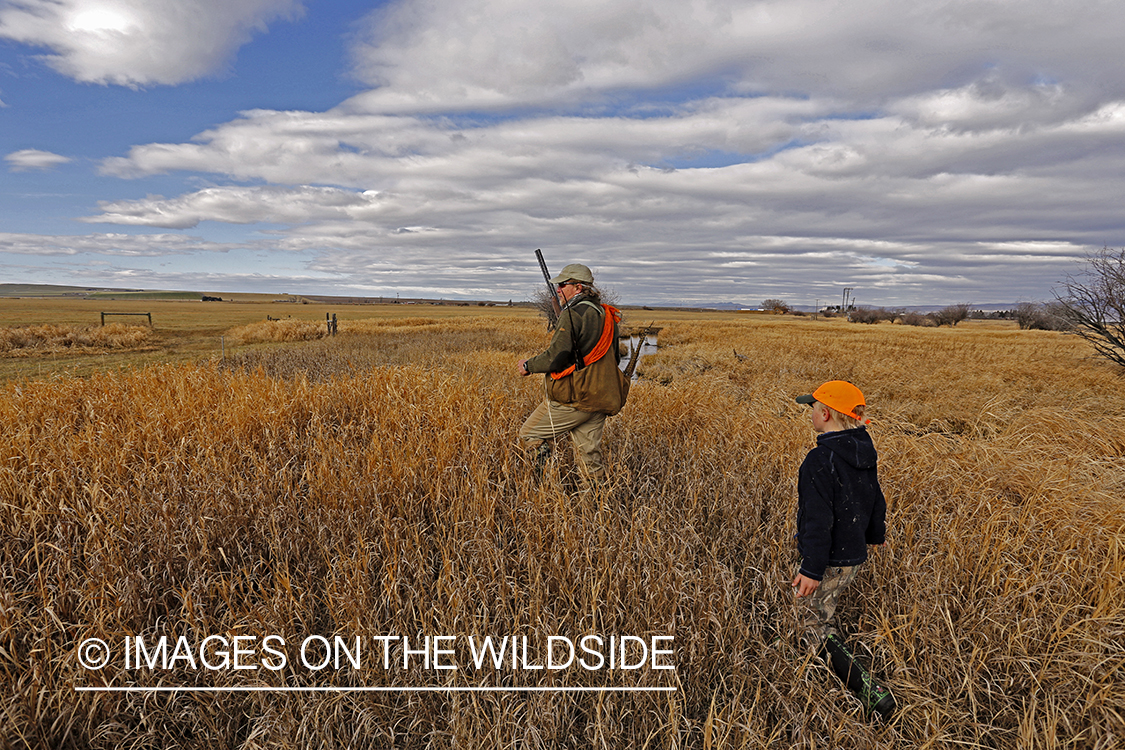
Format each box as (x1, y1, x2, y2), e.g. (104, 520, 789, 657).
(795, 380, 868, 422)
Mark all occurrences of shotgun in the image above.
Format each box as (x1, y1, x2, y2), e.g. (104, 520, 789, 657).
(535, 248, 564, 329)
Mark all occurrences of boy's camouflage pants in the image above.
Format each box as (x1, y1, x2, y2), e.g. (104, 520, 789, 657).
(796, 564, 860, 646)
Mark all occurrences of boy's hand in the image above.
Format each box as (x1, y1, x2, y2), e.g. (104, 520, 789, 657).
(791, 573, 820, 598)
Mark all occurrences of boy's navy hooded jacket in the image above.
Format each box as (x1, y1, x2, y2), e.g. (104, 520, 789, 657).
(796, 426, 887, 581)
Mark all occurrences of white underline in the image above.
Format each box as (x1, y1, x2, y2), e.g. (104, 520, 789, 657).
(76, 686, 677, 693)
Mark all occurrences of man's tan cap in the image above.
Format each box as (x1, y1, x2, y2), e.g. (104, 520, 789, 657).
(549, 263, 594, 284)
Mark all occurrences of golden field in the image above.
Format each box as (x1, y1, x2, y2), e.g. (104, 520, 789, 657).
(1, 301, 1122, 749)
(0, 297, 531, 380)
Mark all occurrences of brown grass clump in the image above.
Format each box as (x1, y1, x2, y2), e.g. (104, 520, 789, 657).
(226, 319, 327, 344)
(0, 323, 151, 355)
(221, 317, 531, 380)
(1, 315, 1122, 748)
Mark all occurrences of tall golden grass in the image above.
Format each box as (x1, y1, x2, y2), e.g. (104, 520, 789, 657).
(0, 323, 152, 355)
(1, 315, 1122, 748)
(225, 319, 327, 345)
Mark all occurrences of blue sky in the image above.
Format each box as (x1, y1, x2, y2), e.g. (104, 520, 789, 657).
(3, 0, 1125, 306)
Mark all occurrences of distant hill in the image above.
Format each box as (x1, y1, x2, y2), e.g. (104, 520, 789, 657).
(0, 284, 1024, 312)
(0, 284, 273, 302)
(697, 301, 1022, 313)
(0, 283, 143, 298)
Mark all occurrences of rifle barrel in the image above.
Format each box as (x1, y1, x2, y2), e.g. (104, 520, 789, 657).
(535, 249, 563, 327)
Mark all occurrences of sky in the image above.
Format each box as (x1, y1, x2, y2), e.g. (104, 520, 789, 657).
(2, 0, 1124, 307)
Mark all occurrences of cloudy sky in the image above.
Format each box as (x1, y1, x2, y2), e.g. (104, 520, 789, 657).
(2, 0, 1123, 306)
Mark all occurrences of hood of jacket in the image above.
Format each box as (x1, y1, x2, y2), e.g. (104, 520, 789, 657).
(816, 426, 878, 470)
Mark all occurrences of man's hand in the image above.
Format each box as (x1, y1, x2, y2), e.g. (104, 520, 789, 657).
(790, 573, 820, 598)
(517, 359, 530, 376)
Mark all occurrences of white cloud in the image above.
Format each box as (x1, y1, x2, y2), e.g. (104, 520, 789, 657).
(5, 148, 72, 171)
(90, 97, 1125, 245)
(11, 0, 1125, 305)
(82, 76, 1125, 303)
(0, 230, 238, 256)
(98, 97, 825, 183)
(85, 186, 380, 228)
(0, 0, 303, 86)
(346, 0, 1125, 114)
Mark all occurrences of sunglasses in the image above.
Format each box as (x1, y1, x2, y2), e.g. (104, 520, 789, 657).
(556, 281, 578, 289)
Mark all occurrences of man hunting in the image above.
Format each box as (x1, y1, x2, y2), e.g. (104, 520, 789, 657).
(517, 263, 626, 486)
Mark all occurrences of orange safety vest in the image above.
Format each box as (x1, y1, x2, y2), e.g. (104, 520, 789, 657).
(550, 304, 621, 380)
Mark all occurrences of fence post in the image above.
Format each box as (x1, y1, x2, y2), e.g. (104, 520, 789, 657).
(100, 311, 153, 327)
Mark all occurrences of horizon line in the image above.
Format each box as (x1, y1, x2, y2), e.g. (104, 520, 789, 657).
(76, 685, 678, 693)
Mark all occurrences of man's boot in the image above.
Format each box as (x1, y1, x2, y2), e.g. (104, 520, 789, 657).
(821, 634, 896, 721)
(532, 442, 552, 479)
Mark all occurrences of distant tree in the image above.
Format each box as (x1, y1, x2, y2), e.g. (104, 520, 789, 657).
(1014, 301, 1072, 332)
(1013, 302, 1040, 330)
(1040, 301, 1074, 330)
(1044, 247, 1125, 362)
(900, 311, 935, 327)
(849, 306, 878, 324)
(850, 306, 896, 324)
(932, 303, 971, 327)
(1013, 302, 1040, 329)
(598, 285, 622, 309)
(530, 283, 620, 325)
(531, 287, 560, 322)
(762, 299, 790, 314)
(1052, 247, 1125, 365)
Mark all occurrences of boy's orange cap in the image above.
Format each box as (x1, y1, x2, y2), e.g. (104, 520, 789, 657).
(795, 380, 868, 422)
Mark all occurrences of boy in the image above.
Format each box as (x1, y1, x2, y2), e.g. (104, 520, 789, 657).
(793, 380, 895, 720)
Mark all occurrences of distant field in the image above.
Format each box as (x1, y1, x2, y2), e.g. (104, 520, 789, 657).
(0, 297, 541, 380)
(83, 291, 213, 301)
(2, 305, 1119, 748)
(0, 296, 815, 381)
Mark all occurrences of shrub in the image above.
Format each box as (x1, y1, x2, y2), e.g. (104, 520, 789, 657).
(762, 298, 790, 314)
(932, 303, 971, 327)
(1014, 302, 1072, 332)
(850, 306, 895, 324)
(900, 312, 936, 327)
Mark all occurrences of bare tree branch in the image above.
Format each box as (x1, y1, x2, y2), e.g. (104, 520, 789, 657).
(1054, 246, 1125, 368)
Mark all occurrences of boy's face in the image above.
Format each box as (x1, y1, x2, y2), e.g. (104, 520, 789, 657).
(810, 401, 839, 434)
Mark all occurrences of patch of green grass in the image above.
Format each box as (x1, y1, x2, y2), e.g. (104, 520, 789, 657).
(85, 291, 204, 301)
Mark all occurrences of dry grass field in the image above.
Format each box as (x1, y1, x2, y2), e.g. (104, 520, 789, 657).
(0, 297, 530, 381)
(1, 302, 1122, 749)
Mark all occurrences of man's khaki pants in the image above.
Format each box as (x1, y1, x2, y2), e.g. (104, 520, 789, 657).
(518, 400, 607, 481)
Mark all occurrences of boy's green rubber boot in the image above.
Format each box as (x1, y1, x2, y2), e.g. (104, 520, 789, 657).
(822, 634, 896, 721)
